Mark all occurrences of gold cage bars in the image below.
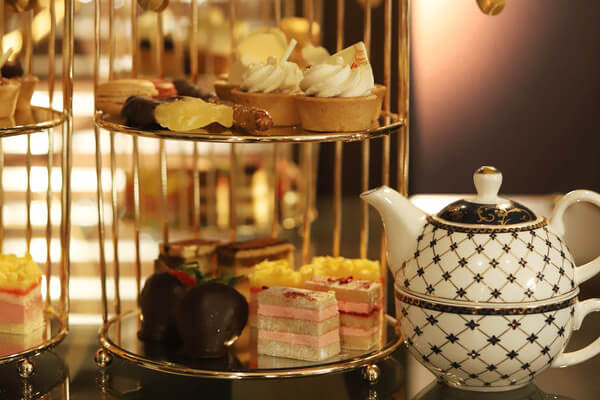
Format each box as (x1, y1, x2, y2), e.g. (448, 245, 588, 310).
(92, 0, 410, 377)
(0, 0, 73, 378)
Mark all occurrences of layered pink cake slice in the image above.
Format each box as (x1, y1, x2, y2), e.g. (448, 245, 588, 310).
(257, 286, 340, 361)
(0, 254, 44, 334)
(304, 276, 381, 350)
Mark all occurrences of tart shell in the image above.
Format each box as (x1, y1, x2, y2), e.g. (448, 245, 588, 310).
(295, 93, 380, 132)
(232, 89, 299, 127)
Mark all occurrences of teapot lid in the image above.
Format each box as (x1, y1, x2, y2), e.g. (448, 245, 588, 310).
(436, 166, 538, 226)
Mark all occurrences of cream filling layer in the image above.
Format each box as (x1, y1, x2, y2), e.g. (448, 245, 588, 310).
(258, 328, 340, 347)
(340, 326, 379, 338)
(337, 300, 375, 314)
(257, 303, 338, 322)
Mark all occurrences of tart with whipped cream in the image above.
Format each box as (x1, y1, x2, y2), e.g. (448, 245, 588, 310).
(296, 42, 382, 132)
(231, 39, 303, 127)
(215, 28, 289, 102)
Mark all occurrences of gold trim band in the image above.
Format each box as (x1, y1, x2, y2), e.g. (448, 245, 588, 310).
(427, 216, 548, 233)
(395, 290, 577, 316)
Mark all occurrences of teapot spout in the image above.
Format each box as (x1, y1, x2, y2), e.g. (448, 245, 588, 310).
(361, 186, 427, 275)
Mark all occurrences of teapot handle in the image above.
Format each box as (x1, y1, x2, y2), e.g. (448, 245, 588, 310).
(552, 299, 600, 368)
(550, 190, 600, 285)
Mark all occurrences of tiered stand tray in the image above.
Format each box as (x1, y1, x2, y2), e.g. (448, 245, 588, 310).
(93, 113, 404, 383)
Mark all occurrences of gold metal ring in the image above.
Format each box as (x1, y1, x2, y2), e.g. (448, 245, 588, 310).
(99, 310, 403, 379)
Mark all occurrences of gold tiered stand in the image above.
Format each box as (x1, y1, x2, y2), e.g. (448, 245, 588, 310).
(0, 0, 73, 381)
(92, 0, 410, 384)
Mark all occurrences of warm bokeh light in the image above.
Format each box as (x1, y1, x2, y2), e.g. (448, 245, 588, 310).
(2, 30, 23, 60)
(32, 1, 66, 43)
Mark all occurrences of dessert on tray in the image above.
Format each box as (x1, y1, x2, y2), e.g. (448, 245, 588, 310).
(231, 39, 303, 126)
(248, 259, 309, 289)
(215, 28, 288, 102)
(138, 269, 247, 358)
(96, 76, 275, 133)
(0, 78, 20, 120)
(96, 79, 159, 115)
(176, 281, 248, 358)
(0, 254, 44, 335)
(138, 272, 186, 343)
(296, 42, 383, 132)
(0, 50, 20, 120)
(217, 237, 295, 277)
(301, 256, 381, 282)
(257, 286, 340, 361)
(1, 58, 38, 111)
(155, 238, 220, 276)
(218, 237, 294, 301)
(304, 276, 381, 350)
(153, 97, 234, 132)
(248, 259, 310, 325)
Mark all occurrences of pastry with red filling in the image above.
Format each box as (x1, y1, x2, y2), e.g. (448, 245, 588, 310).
(304, 276, 381, 350)
(257, 286, 340, 361)
(0, 254, 44, 335)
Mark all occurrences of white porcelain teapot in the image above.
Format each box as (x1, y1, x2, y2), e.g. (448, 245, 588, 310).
(361, 166, 600, 391)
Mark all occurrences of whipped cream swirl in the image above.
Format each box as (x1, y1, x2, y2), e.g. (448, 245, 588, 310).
(240, 56, 303, 94)
(300, 56, 374, 98)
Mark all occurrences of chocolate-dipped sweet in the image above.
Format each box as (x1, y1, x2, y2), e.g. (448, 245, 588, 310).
(1, 59, 23, 79)
(138, 272, 186, 343)
(176, 282, 248, 358)
(121, 95, 162, 129)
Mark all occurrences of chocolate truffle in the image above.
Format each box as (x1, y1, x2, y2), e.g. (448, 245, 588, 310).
(176, 282, 248, 358)
(138, 272, 185, 343)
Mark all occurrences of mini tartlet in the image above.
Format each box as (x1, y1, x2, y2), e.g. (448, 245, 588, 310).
(296, 42, 383, 132)
(215, 28, 288, 102)
(231, 89, 298, 127)
(0, 79, 21, 119)
(295, 95, 380, 132)
(1, 59, 37, 111)
(231, 40, 302, 127)
(15, 75, 38, 111)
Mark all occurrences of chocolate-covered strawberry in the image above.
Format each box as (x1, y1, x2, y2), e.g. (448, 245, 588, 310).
(138, 272, 186, 343)
(176, 282, 248, 358)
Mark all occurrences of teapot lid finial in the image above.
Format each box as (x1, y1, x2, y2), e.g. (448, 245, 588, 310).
(435, 165, 539, 226)
(473, 166, 503, 204)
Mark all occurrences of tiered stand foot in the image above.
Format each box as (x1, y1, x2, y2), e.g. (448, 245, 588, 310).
(361, 363, 381, 385)
(95, 348, 113, 368)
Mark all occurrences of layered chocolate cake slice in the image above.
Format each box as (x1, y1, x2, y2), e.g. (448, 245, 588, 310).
(217, 238, 294, 277)
(155, 238, 220, 275)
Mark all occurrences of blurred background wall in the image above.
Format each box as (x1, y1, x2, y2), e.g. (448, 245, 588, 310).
(319, 0, 600, 196)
